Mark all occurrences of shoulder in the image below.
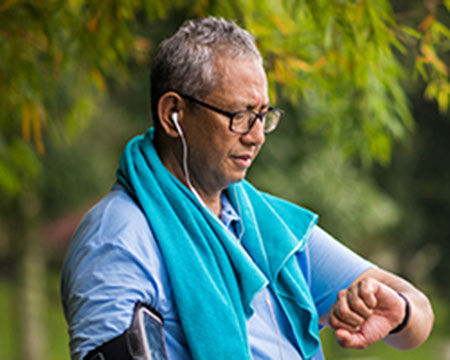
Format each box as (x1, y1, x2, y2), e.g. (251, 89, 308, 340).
(64, 184, 161, 262)
(61, 184, 167, 311)
(80, 185, 149, 243)
(62, 184, 164, 276)
(61, 185, 171, 359)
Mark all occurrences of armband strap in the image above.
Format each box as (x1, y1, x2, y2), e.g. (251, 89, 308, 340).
(84, 331, 132, 360)
(83, 303, 167, 360)
(389, 292, 410, 335)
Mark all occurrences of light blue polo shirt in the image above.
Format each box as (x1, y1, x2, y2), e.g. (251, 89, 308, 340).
(61, 184, 373, 359)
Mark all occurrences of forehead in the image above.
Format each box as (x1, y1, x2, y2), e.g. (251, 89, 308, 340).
(208, 55, 268, 107)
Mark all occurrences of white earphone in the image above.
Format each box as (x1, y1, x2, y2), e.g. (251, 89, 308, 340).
(168, 111, 234, 228)
(171, 112, 179, 124)
(171, 112, 183, 137)
(170, 111, 206, 207)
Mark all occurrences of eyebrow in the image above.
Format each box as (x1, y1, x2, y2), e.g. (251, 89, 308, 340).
(229, 101, 270, 112)
(257, 103, 270, 110)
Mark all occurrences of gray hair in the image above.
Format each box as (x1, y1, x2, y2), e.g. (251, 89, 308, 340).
(150, 17, 262, 122)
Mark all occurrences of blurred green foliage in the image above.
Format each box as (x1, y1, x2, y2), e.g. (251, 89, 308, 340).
(1, 0, 449, 199)
(0, 0, 449, 359)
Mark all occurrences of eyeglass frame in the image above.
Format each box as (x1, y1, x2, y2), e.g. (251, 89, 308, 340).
(170, 90, 284, 135)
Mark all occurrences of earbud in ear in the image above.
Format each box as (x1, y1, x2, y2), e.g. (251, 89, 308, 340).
(171, 112, 179, 124)
(171, 112, 183, 138)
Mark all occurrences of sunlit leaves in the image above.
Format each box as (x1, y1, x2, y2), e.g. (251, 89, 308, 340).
(1, 0, 448, 197)
(236, 0, 419, 164)
(415, 12, 450, 113)
(0, 0, 190, 197)
(21, 100, 47, 156)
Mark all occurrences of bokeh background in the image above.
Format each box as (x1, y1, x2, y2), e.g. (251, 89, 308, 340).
(0, 0, 449, 359)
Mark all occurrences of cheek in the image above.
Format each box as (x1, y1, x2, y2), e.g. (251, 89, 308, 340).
(206, 137, 231, 163)
(187, 113, 223, 142)
(188, 133, 225, 165)
(201, 129, 236, 157)
(185, 115, 238, 162)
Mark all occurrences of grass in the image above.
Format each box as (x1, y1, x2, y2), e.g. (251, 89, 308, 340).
(47, 270, 72, 360)
(0, 271, 71, 360)
(321, 327, 448, 360)
(0, 278, 16, 360)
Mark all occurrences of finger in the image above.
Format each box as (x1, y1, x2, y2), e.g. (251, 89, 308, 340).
(337, 290, 366, 326)
(347, 285, 374, 319)
(330, 291, 365, 330)
(358, 278, 378, 309)
(330, 310, 360, 332)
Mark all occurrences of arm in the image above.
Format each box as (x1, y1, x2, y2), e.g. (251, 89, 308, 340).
(320, 267, 434, 350)
(61, 191, 167, 359)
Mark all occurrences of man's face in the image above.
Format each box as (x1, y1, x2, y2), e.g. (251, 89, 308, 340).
(182, 55, 269, 194)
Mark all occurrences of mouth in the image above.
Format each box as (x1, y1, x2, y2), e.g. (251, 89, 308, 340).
(231, 154, 253, 169)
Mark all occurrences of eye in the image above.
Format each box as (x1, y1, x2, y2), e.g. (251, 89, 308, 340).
(233, 111, 253, 123)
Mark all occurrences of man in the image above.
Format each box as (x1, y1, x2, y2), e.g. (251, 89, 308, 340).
(61, 17, 434, 360)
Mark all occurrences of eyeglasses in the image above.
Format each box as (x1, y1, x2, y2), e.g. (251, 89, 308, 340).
(175, 91, 284, 135)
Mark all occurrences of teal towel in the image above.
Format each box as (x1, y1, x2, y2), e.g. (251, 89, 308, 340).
(117, 128, 320, 359)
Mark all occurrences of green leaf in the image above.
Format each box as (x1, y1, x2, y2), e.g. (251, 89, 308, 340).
(400, 25, 422, 39)
(0, 159, 21, 196)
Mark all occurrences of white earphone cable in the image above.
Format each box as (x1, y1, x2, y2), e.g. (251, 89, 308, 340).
(172, 115, 207, 208)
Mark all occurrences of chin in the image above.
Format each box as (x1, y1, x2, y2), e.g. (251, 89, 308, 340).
(228, 171, 247, 185)
(219, 166, 248, 189)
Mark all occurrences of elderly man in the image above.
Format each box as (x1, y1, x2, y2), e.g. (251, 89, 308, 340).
(61, 17, 433, 360)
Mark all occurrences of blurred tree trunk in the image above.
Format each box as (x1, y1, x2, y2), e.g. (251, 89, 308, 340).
(10, 193, 46, 360)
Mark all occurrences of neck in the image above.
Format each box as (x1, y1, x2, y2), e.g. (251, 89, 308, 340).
(154, 130, 223, 216)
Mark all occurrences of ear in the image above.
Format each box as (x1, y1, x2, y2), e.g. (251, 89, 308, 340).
(157, 92, 185, 138)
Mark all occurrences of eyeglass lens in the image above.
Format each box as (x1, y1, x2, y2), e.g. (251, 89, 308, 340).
(231, 110, 281, 134)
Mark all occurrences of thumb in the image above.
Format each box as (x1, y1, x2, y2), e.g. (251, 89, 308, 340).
(335, 328, 364, 349)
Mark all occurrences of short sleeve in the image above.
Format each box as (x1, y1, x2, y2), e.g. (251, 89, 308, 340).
(299, 226, 374, 318)
(60, 189, 171, 360)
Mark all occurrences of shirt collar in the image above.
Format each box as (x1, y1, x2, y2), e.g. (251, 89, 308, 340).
(220, 192, 241, 237)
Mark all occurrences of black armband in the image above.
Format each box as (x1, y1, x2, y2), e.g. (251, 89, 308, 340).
(389, 292, 410, 335)
(84, 302, 168, 360)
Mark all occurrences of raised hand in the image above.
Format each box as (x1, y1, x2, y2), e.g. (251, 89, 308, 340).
(329, 277, 407, 349)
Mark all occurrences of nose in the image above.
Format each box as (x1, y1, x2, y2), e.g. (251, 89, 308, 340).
(241, 117, 265, 146)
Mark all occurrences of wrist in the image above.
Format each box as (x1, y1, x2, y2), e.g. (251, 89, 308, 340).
(389, 292, 410, 334)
